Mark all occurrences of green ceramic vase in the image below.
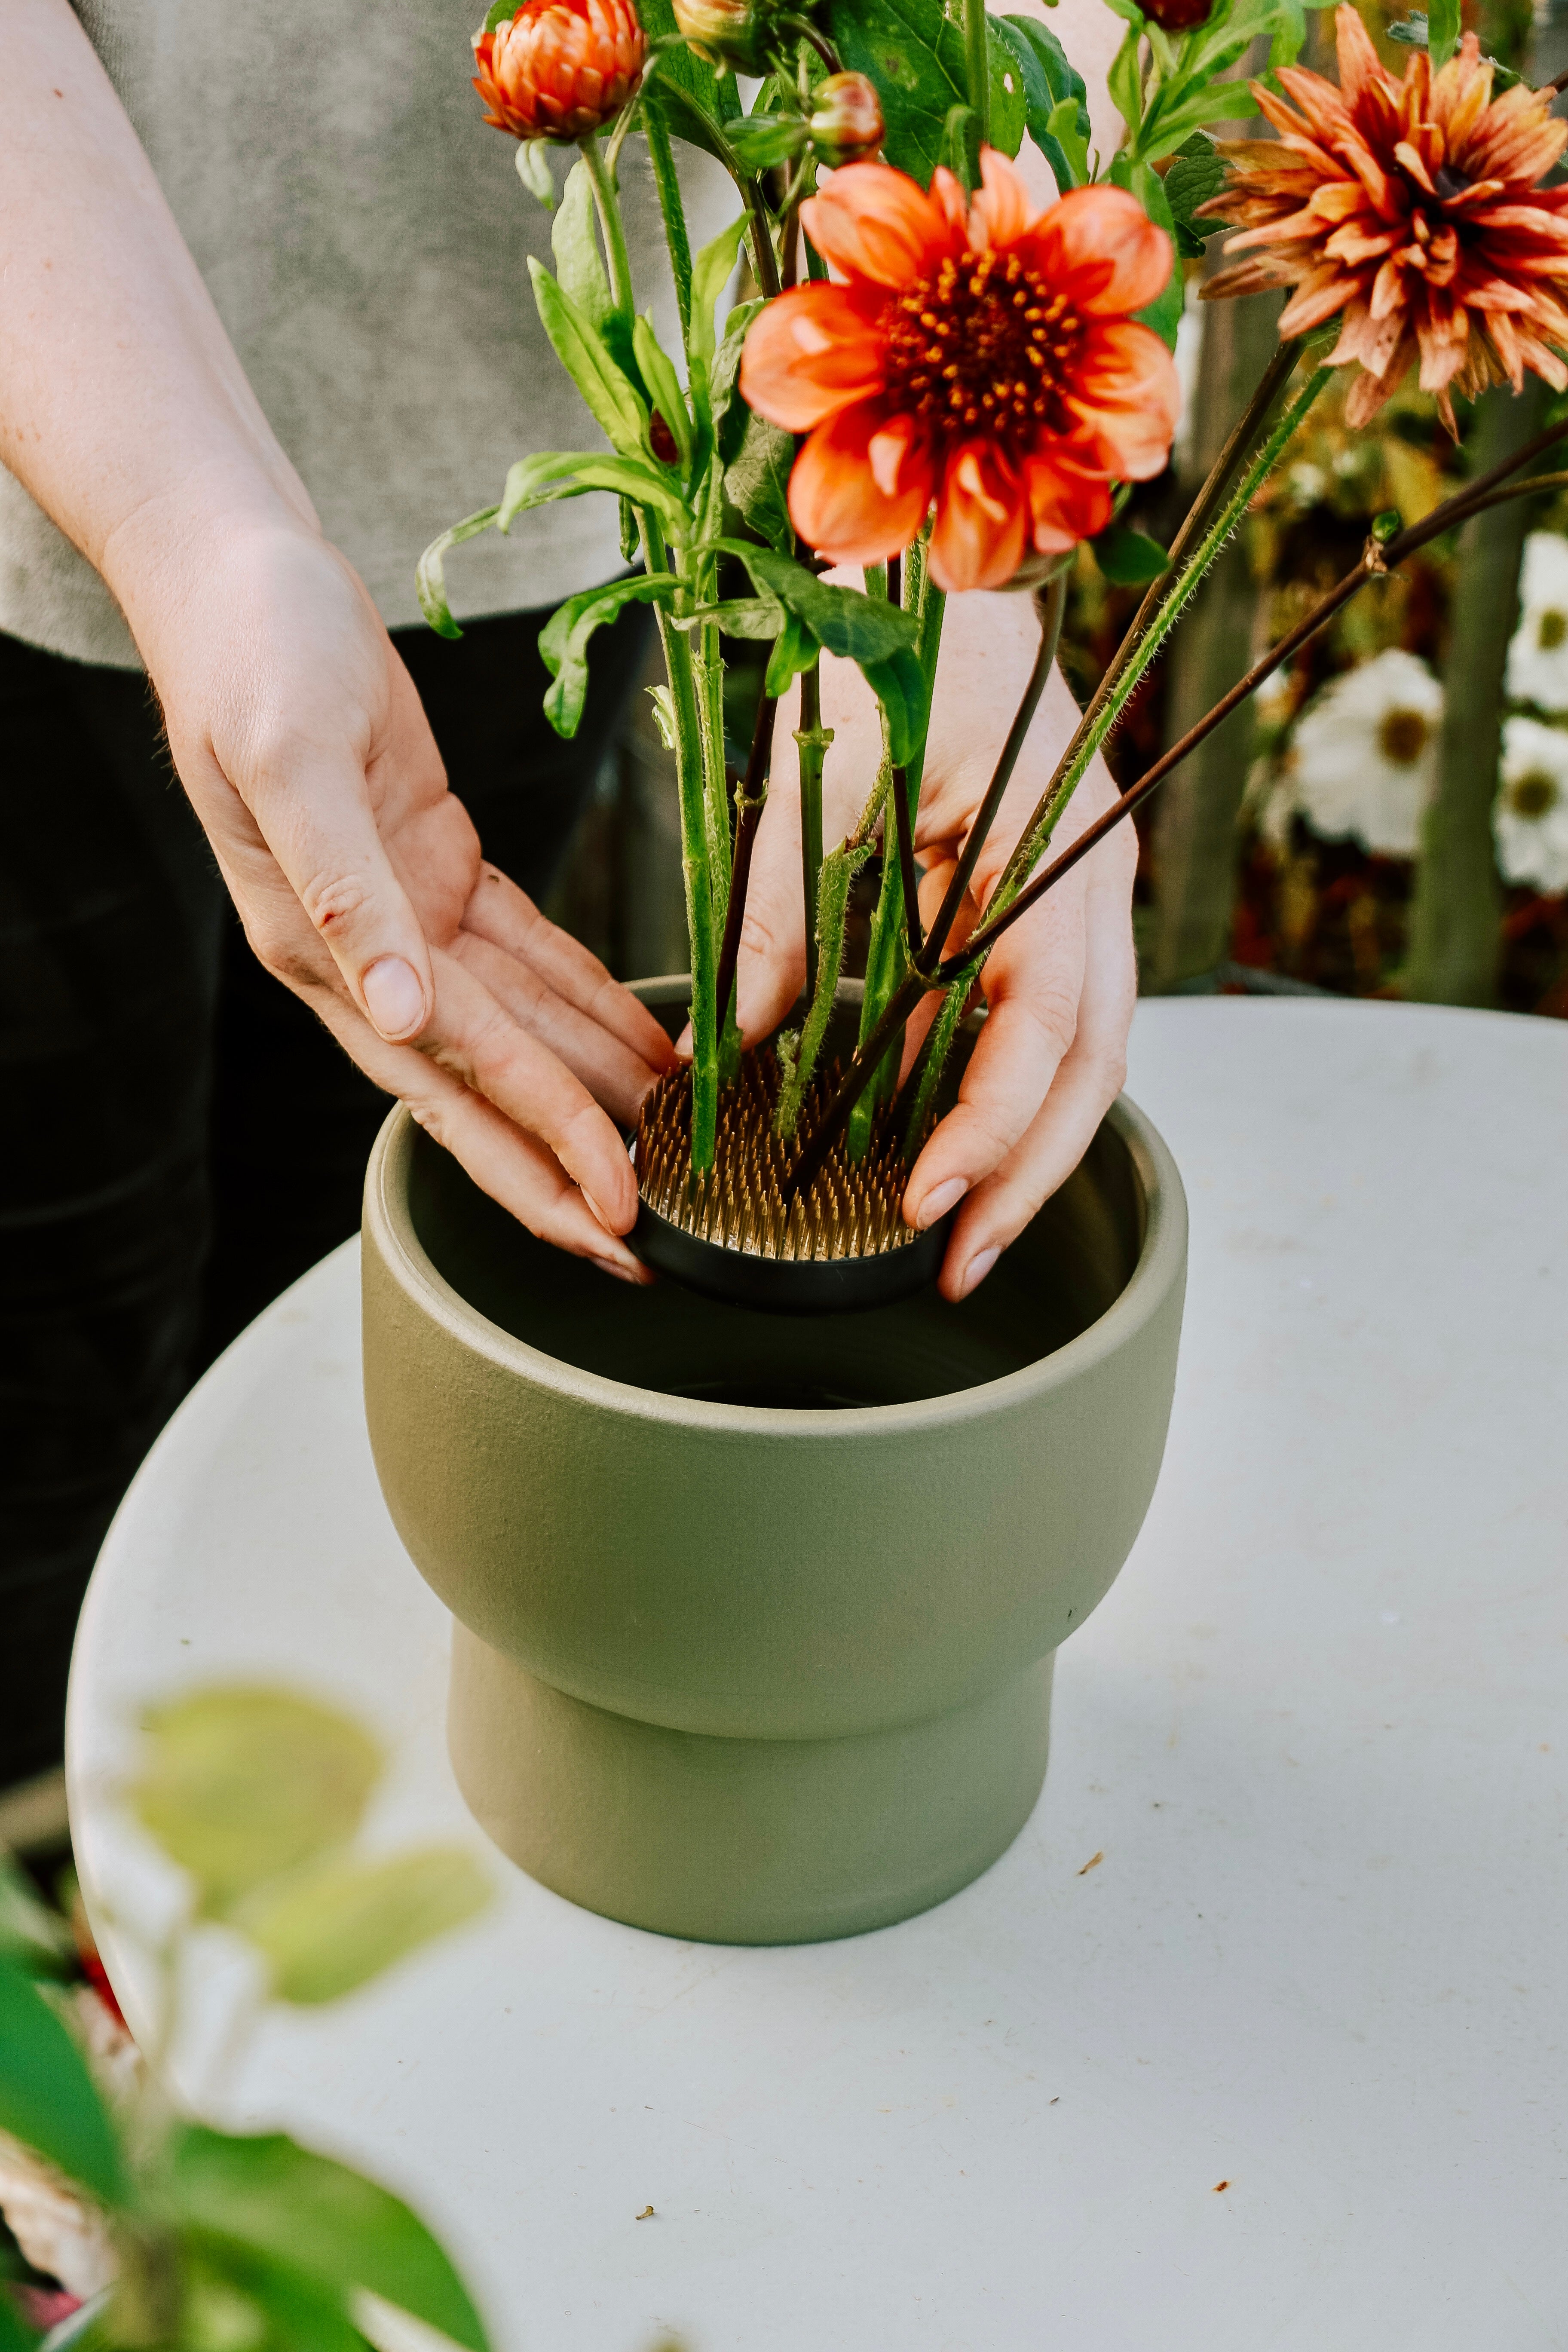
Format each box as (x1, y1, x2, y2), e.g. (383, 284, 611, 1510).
(361, 981, 1187, 1945)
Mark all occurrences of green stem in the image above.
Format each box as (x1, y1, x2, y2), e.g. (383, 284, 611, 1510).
(964, 0, 991, 150)
(797, 662, 828, 1002)
(579, 135, 636, 321)
(774, 838, 873, 1142)
(991, 366, 1331, 919)
(643, 105, 692, 343)
(646, 518, 719, 1168)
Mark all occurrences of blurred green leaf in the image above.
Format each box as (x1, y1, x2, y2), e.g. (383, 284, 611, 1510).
(1118, 159, 1182, 348)
(540, 575, 680, 736)
(1427, 0, 1460, 64)
(481, 0, 514, 31)
(688, 215, 748, 376)
(417, 507, 500, 640)
(129, 1689, 381, 1917)
(999, 16, 1091, 189)
(514, 141, 555, 211)
(726, 114, 808, 171)
(0, 1856, 74, 1975)
(0, 2295, 39, 2352)
(1092, 525, 1170, 583)
(824, 0, 971, 187)
(711, 297, 764, 457)
(764, 608, 818, 698)
(169, 2129, 489, 2352)
(529, 262, 648, 458)
(1107, 27, 1142, 137)
(632, 315, 693, 472)
(0, 1956, 123, 2207)
(233, 1850, 490, 2008)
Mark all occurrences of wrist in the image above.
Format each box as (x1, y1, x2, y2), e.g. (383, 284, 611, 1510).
(100, 457, 324, 668)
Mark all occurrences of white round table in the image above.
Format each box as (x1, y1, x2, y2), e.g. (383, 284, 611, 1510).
(68, 1000, 1568, 2352)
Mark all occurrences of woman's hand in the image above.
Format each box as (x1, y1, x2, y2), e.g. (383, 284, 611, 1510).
(122, 503, 672, 1281)
(732, 581, 1138, 1302)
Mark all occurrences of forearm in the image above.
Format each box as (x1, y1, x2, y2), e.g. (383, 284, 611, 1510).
(0, 0, 313, 633)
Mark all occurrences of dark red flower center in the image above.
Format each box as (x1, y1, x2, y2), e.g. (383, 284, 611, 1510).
(882, 248, 1084, 460)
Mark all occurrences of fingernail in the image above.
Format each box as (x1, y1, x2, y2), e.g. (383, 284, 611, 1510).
(958, 1245, 1000, 1300)
(362, 956, 426, 1041)
(591, 1256, 643, 1285)
(914, 1176, 969, 1231)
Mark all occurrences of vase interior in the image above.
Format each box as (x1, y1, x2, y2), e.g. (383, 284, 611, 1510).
(406, 1001, 1146, 1412)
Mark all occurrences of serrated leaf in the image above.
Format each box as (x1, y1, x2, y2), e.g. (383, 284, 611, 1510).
(528, 261, 647, 457)
(0, 1957, 124, 2207)
(129, 1688, 382, 1916)
(999, 15, 1092, 189)
(723, 410, 795, 550)
(514, 140, 555, 210)
(539, 574, 679, 736)
(168, 2128, 489, 2352)
(232, 1849, 491, 2007)
(1165, 131, 1231, 255)
(1092, 524, 1170, 583)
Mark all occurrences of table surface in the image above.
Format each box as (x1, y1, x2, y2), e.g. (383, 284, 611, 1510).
(68, 999, 1568, 2352)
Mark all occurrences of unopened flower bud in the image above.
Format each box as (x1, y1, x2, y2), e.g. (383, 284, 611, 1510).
(806, 72, 883, 164)
(672, 0, 770, 73)
(472, 0, 646, 142)
(1139, 0, 1213, 28)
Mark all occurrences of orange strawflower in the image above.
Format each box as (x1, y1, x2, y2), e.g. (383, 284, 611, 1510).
(738, 150, 1179, 592)
(472, 0, 644, 142)
(1201, 5, 1568, 429)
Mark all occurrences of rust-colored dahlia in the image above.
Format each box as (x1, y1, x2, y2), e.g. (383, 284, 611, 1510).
(1201, 4, 1568, 428)
(472, 0, 644, 142)
(738, 149, 1179, 593)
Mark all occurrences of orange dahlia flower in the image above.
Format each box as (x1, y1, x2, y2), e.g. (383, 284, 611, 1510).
(472, 0, 645, 143)
(738, 149, 1180, 592)
(1201, 5, 1568, 429)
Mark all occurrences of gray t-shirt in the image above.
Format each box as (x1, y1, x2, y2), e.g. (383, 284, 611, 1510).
(0, 0, 729, 668)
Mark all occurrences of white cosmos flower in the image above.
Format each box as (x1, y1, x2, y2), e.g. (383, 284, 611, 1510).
(1288, 649, 1443, 857)
(1505, 533, 1568, 713)
(1496, 716, 1568, 893)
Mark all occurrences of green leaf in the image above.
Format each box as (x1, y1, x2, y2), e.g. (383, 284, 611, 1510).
(632, 314, 693, 472)
(496, 450, 597, 530)
(567, 458, 693, 544)
(482, 0, 515, 29)
(825, 0, 975, 187)
(0, 2287, 40, 2352)
(0, 1956, 124, 2207)
(169, 2127, 490, 2352)
(514, 140, 555, 211)
(635, 0, 726, 111)
(1427, 0, 1460, 65)
(539, 575, 678, 737)
(689, 214, 749, 375)
(184, 2246, 355, 2352)
(716, 543, 927, 761)
(528, 260, 647, 458)
(417, 507, 500, 640)
(1164, 131, 1230, 257)
(1107, 26, 1143, 137)
(999, 16, 1092, 189)
(765, 609, 817, 698)
(985, 18, 1029, 159)
(727, 113, 808, 170)
(671, 596, 784, 638)
(552, 160, 613, 337)
(1091, 524, 1170, 583)
(723, 410, 795, 550)
(230, 1849, 491, 2007)
(1123, 159, 1182, 349)
(711, 297, 764, 456)
(128, 1688, 381, 1917)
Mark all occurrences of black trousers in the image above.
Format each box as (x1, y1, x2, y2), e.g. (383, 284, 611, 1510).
(0, 598, 650, 1784)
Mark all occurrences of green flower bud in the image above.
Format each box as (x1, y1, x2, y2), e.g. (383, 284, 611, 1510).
(806, 71, 884, 164)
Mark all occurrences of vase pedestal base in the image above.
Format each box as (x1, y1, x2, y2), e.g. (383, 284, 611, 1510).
(447, 1627, 1054, 1946)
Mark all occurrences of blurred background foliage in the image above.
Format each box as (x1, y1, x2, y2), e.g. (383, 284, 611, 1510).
(548, 0, 1568, 1024)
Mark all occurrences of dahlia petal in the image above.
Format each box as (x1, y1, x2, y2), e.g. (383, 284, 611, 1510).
(1394, 140, 1439, 198)
(929, 443, 1028, 594)
(786, 402, 934, 567)
(1022, 447, 1113, 556)
(970, 147, 1042, 252)
(1332, 296, 1406, 375)
(1367, 257, 1406, 320)
(797, 162, 961, 290)
(738, 282, 889, 431)
(929, 166, 970, 238)
(1277, 269, 1364, 334)
(1344, 361, 1403, 426)
(1060, 321, 1180, 480)
(1203, 255, 1298, 302)
(1026, 184, 1173, 318)
(1335, 6, 1394, 110)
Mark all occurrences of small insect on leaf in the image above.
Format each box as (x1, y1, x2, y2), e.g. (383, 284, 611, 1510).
(1078, 1850, 1104, 1875)
(1213, 2179, 1231, 2193)
(635, 2206, 655, 2220)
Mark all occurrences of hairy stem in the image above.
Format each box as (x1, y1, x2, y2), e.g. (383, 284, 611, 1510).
(579, 135, 636, 319)
(643, 105, 692, 341)
(797, 662, 829, 1002)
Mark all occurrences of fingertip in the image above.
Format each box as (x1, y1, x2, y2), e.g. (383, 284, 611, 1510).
(942, 1241, 1000, 1302)
(362, 954, 429, 1042)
